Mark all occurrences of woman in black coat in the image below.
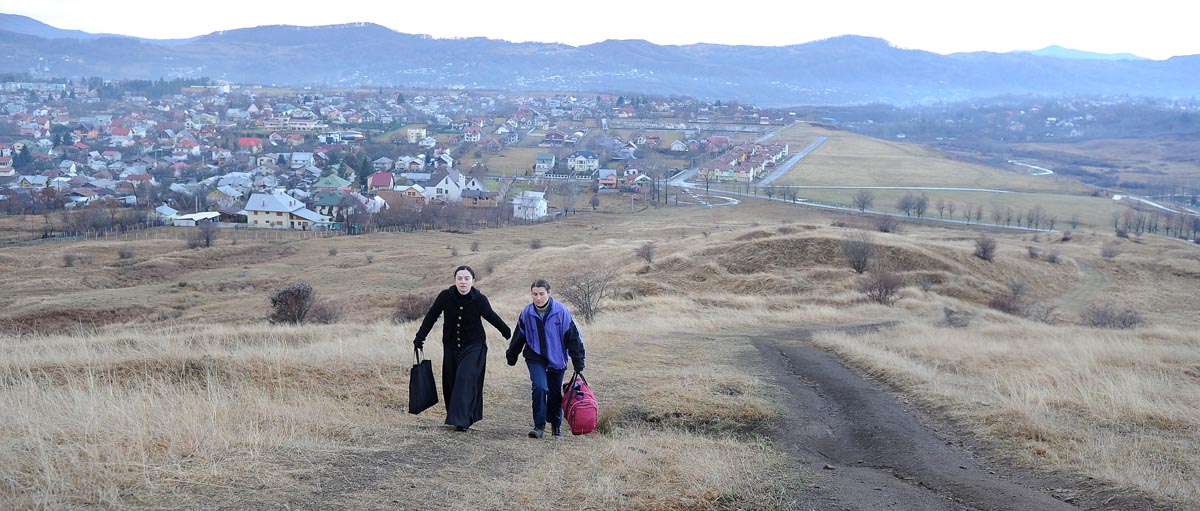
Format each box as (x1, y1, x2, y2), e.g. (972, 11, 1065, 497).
(413, 265, 511, 431)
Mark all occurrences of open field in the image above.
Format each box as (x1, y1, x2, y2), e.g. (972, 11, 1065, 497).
(774, 125, 1096, 194)
(1010, 136, 1200, 185)
(756, 188, 1128, 230)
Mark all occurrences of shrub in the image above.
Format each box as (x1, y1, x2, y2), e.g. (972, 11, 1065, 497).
(308, 300, 344, 324)
(1080, 303, 1143, 329)
(393, 292, 437, 323)
(858, 261, 903, 306)
(530, 239, 543, 249)
(1115, 227, 1129, 238)
(974, 236, 997, 261)
(1043, 250, 1060, 263)
(1026, 246, 1039, 258)
(841, 231, 874, 274)
(450, 246, 459, 257)
(1026, 304, 1061, 325)
(917, 276, 934, 293)
(987, 281, 1027, 315)
(187, 223, 218, 249)
(1100, 241, 1120, 260)
(63, 253, 79, 267)
(557, 269, 617, 323)
(366, 255, 374, 264)
(1060, 231, 1073, 242)
(875, 216, 900, 233)
(470, 240, 480, 252)
(328, 247, 338, 256)
(269, 282, 317, 324)
(117, 247, 135, 259)
(636, 241, 656, 264)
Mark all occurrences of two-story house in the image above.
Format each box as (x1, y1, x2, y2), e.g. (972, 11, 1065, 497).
(512, 191, 548, 220)
(243, 190, 330, 230)
(534, 152, 556, 176)
(424, 169, 489, 204)
(566, 151, 601, 174)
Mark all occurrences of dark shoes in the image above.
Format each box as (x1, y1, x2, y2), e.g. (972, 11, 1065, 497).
(528, 427, 545, 438)
(454, 425, 470, 432)
(552, 426, 562, 438)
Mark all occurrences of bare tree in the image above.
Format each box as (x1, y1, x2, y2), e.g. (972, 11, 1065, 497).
(936, 198, 946, 218)
(852, 189, 875, 211)
(896, 193, 916, 216)
(914, 193, 929, 218)
(269, 282, 317, 324)
(974, 236, 997, 261)
(557, 181, 579, 214)
(188, 222, 219, 248)
(636, 241, 656, 264)
(557, 269, 617, 324)
(859, 260, 903, 306)
(841, 231, 874, 274)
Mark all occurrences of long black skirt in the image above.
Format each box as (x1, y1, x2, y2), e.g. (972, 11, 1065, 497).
(441, 342, 487, 428)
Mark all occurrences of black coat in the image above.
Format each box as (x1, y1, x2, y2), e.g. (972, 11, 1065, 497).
(411, 286, 510, 428)
(413, 286, 511, 348)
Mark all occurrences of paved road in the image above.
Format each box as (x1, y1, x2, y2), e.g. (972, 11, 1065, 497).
(758, 136, 829, 185)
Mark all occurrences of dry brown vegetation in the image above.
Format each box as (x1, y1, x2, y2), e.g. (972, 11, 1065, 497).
(3, 128, 1199, 509)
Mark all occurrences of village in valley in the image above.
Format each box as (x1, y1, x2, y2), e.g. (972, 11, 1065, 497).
(0, 78, 801, 237)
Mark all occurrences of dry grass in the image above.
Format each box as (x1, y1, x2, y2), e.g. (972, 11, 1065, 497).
(812, 316, 1200, 508)
(2, 142, 1198, 508)
(778, 188, 1127, 230)
(772, 124, 1093, 194)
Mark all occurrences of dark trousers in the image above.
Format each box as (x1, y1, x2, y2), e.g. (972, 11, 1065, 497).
(526, 360, 565, 429)
(442, 342, 487, 428)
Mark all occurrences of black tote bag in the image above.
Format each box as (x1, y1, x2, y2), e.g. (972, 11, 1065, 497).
(408, 348, 438, 415)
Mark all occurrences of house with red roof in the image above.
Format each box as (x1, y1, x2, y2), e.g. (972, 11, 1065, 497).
(368, 171, 395, 191)
(237, 137, 264, 154)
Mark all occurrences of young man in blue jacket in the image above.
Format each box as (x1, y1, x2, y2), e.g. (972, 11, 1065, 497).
(506, 278, 586, 438)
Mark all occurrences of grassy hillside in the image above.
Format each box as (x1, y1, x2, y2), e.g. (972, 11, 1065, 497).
(2, 198, 1198, 508)
(3, 121, 1199, 508)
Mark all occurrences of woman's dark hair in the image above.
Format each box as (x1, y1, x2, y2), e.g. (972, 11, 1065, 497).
(454, 265, 476, 280)
(530, 278, 551, 291)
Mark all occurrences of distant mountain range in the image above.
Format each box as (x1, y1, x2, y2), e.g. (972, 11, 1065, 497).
(2, 13, 1197, 107)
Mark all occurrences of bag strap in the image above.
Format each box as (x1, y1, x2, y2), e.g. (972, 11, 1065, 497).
(414, 348, 425, 364)
(563, 371, 580, 407)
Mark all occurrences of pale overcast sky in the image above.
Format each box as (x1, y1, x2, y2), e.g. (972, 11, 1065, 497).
(4, 1, 1194, 60)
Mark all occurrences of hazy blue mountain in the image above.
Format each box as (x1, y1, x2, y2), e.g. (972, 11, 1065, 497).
(1026, 45, 1145, 61)
(1, 15, 1196, 106)
(0, 13, 194, 44)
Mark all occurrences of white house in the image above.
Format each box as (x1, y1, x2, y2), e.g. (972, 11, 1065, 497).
(172, 211, 220, 226)
(243, 190, 330, 230)
(424, 169, 489, 204)
(512, 191, 548, 220)
(565, 151, 601, 174)
(534, 152, 556, 175)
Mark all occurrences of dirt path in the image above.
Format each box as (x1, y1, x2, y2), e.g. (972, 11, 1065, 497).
(1049, 258, 1110, 317)
(748, 326, 1157, 511)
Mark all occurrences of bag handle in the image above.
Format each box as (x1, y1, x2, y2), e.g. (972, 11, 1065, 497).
(414, 348, 425, 364)
(563, 370, 585, 408)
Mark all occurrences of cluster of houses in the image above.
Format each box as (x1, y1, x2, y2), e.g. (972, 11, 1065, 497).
(1, 79, 803, 229)
(697, 142, 790, 183)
